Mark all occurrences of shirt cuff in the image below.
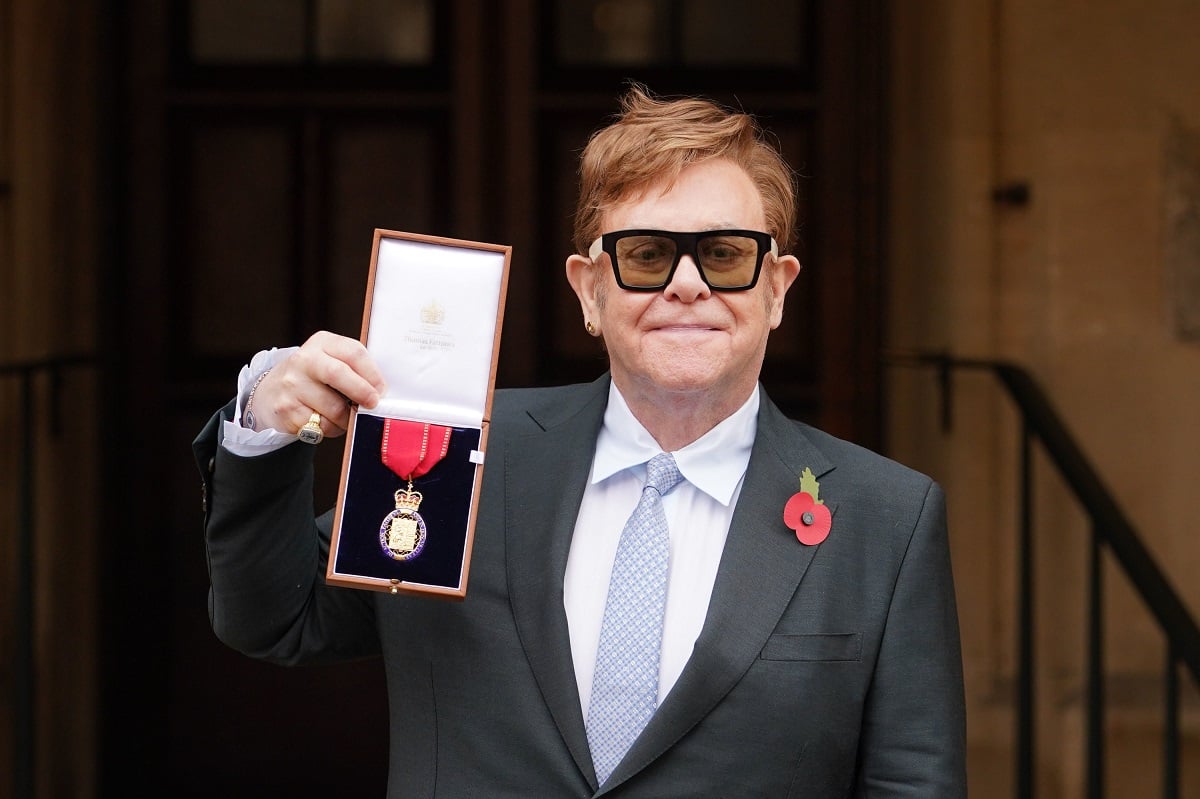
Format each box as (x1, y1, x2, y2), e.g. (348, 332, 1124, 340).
(221, 346, 301, 457)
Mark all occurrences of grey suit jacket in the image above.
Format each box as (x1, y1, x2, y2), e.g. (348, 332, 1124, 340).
(196, 375, 966, 797)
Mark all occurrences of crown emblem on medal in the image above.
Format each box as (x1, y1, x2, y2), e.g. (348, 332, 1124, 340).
(420, 300, 445, 325)
(394, 488, 423, 511)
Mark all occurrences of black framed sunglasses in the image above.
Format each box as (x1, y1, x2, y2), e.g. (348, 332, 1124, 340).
(588, 229, 778, 292)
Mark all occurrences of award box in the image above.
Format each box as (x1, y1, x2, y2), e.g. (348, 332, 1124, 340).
(327, 229, 510, 597)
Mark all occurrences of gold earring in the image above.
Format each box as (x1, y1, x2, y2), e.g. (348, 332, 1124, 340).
(585, 321, 596, 335)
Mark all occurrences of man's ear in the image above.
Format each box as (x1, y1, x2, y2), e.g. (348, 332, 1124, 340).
(566, 253, 603, 333)
(767, 254, 802, 329)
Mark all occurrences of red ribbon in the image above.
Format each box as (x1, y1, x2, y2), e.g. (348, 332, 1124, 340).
(381, 419, 452, 480)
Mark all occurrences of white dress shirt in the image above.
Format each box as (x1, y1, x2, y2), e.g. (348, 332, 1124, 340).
(564, 382, 758, 717)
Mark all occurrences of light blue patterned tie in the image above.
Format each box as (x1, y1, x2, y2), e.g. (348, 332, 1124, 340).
(586, 452, 684, 785)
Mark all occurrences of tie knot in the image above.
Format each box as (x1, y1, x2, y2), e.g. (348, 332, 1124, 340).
(644, 452, 684, 496)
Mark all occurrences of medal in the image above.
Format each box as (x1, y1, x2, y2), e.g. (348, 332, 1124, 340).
(379, 420, 452, 561)
(379, 487, 428, 560)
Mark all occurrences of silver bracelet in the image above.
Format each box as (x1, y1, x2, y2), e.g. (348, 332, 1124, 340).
(243, 367, 273, 431)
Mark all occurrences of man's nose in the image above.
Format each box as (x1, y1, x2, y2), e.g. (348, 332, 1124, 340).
(663, 255, 711, 302)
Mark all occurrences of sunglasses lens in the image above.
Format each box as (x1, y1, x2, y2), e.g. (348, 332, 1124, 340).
(614, 235, 678, 287)
(696, 235, 761, 288)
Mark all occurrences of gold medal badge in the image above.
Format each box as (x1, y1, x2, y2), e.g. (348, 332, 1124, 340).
(378, 419, 452, 562)
(379, 485, 427, 560)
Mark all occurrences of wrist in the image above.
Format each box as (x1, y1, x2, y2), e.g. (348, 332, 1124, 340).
(243, 367, 273, 431)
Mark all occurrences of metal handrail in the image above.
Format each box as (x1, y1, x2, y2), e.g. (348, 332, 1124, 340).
(886, 349, 1199, 798)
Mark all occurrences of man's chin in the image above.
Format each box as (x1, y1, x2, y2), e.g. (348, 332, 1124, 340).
(629, 363, 726, 396)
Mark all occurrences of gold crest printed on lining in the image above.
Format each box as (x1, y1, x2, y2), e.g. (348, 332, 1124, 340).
(420, 300, 445, 325)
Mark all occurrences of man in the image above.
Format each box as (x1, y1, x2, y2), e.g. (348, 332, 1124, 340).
(196, 87, 965, 797)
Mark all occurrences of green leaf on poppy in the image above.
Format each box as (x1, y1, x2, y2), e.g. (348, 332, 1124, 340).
(799, 467, 823, 504)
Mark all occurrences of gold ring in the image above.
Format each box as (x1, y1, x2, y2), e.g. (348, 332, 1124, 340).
(298, 411, 324, 445)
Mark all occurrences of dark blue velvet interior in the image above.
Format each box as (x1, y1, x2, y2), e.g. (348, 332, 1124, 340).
(333, 414, 481, 590)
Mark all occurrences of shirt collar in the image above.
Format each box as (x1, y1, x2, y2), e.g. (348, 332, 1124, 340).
(591, 382, 760, 506)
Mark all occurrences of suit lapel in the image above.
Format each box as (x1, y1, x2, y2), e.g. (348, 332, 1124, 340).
(601, 392, 837, 792)
(505, 377, 610, 786)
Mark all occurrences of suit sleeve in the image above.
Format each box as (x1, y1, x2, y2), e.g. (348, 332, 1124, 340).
(194, 402, 379, 665)
(855, 481, 967, 797)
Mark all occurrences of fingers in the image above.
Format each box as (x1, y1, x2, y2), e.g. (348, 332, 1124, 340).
(302, 331, 388, 407)
(253, 332, 388, 439)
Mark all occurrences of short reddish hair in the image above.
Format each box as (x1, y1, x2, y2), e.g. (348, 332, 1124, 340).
(573, 85, 797, 256)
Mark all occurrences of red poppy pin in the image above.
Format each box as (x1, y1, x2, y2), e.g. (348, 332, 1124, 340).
(783, 467, 832, 546)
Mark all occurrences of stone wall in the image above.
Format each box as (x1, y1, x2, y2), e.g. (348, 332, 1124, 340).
(888, 1, 1200, 796)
